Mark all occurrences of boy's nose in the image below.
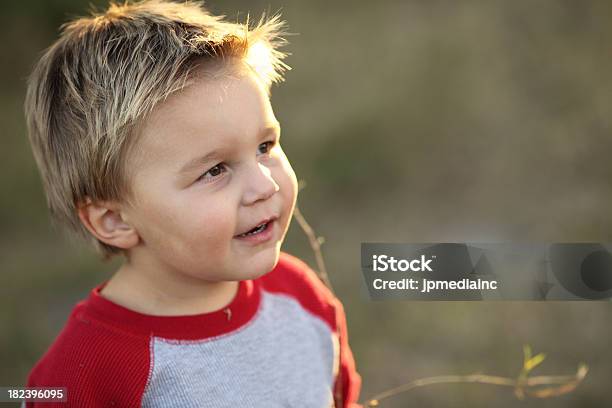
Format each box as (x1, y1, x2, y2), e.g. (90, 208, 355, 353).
(242, 162, 280, 205)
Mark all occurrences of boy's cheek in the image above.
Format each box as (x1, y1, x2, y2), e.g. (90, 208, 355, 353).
(280, 155, 298, 190)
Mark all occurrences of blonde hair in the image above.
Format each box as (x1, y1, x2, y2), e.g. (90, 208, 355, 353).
(24, 0, 290, 260)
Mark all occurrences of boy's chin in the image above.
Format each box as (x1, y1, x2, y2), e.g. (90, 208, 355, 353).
(242, 248, 281, 279)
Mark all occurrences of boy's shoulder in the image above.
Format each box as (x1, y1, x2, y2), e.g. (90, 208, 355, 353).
(25, 303, 150, 407)
(259, 252, 342, 331)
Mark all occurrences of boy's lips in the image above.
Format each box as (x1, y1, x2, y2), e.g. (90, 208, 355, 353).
(234, 215, 279, 237)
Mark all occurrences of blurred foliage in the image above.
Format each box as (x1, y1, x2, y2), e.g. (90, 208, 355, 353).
(2, 0, 612, 406)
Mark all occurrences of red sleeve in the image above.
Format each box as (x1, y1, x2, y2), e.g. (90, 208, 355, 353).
(333, 298, 363, 408)
(24, 306, 151, 408)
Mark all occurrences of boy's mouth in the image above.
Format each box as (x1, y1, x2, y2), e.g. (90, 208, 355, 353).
(235, 216, 277, 238)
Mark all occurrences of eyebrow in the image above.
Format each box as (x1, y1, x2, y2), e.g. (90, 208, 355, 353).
(178, 121, 281, 175)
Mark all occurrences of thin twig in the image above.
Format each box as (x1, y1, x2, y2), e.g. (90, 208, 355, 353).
(292, 204, 335, 294)
(363, 361, 588, 406)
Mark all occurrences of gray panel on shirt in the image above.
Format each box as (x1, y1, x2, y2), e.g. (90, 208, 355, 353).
(141, 291, 337, 408)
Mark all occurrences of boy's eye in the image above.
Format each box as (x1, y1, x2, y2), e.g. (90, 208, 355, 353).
(195, 141, 276, 184)
(197, 163, 227, 183)
(257, 140, 276, 155)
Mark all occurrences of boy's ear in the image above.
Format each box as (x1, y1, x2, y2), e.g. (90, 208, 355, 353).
(77, 198, 140, 250)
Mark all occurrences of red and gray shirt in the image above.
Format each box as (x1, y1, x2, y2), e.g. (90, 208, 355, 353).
(25, 252, 362, 407)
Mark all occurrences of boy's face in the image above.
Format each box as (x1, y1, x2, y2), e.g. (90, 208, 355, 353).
(121, 64, 298, 282)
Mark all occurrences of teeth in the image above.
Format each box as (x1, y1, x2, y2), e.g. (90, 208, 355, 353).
(240, 222, 267, 237)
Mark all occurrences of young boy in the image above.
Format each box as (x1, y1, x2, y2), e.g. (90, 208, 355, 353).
(23, 1, 361, 406)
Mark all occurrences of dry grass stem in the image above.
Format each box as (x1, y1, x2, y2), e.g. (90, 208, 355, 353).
(363, 346, 588, 407)
(292, 204, 334, 294)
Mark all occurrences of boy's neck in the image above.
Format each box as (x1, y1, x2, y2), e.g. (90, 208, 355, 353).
(100, 259, 240, 317)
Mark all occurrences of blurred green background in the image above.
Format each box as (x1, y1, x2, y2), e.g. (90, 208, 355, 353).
(2, 0, 612, 406)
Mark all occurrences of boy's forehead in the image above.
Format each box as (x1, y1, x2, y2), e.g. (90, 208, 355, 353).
(146, 66, 268, 134)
